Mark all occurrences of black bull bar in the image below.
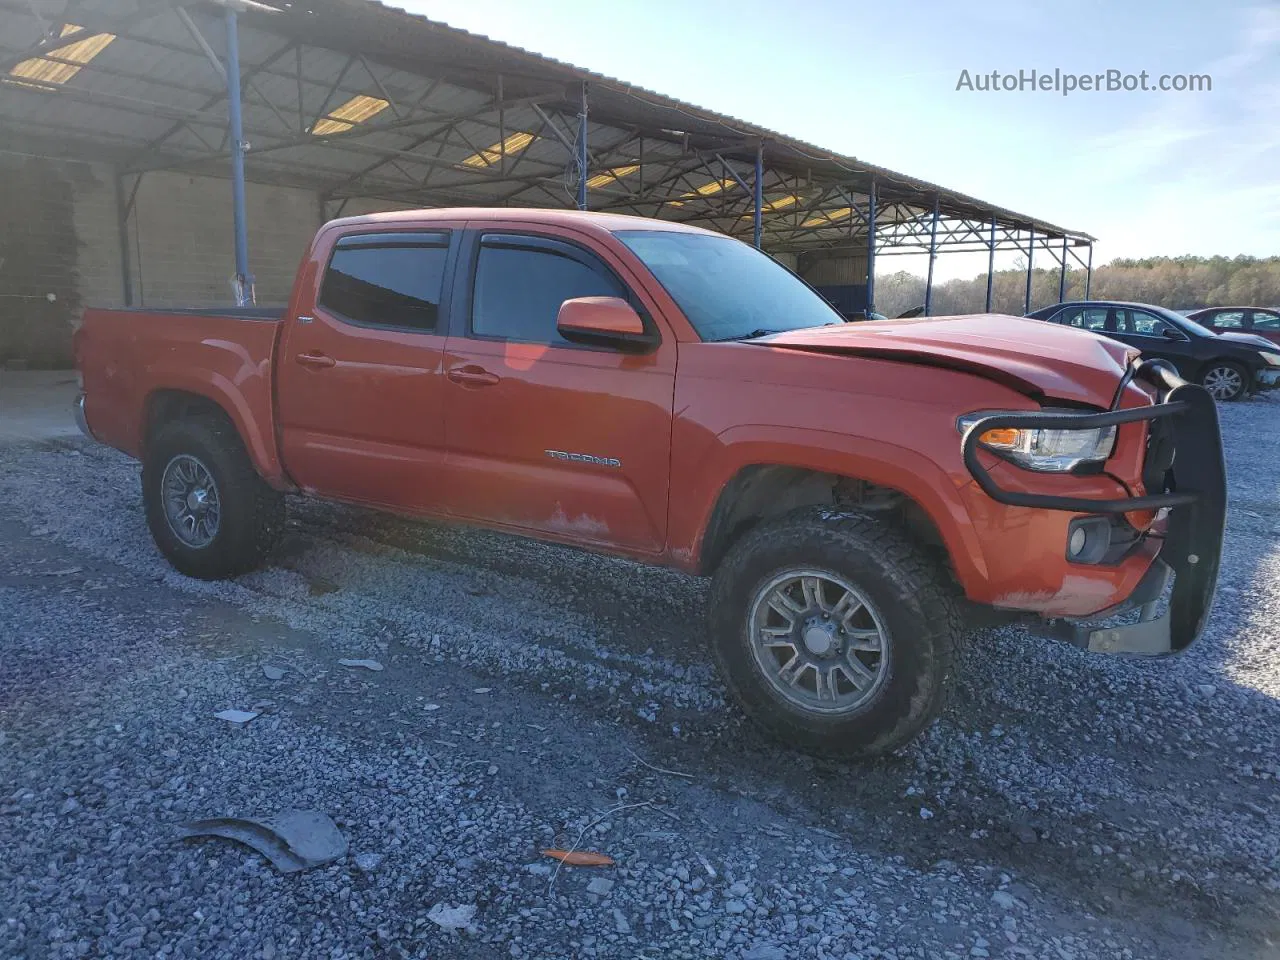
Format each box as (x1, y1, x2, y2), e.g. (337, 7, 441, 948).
(961, 359, 1226, 656)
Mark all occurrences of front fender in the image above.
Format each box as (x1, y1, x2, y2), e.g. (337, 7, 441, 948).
(672, 424, 987, 587)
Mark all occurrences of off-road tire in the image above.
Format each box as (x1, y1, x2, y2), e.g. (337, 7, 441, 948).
(708, 508, 961, 758)
(143, 415, 285, 580)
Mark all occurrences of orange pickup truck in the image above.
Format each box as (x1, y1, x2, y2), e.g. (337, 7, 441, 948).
(74, 208, 1226, 756)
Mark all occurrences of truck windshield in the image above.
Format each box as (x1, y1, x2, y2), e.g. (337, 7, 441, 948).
(616, 230, 843, 341)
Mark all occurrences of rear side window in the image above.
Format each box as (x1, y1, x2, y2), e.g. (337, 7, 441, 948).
(319, 232, 449, 331)
(1055, 306, 1108, 330)
(471, 240, 624, 344)
(1210, 310, 1245, 329)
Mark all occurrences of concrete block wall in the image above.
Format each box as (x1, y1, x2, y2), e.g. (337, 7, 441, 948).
(0, 157, 414, 366)
(0, 157, 96, 367)
(127, 171, 320, 307)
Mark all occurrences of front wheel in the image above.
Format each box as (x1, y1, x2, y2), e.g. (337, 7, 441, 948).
(708, 509, 960, 758)
(143, 416, 285, 579)
(1200, 361, 1248, 401)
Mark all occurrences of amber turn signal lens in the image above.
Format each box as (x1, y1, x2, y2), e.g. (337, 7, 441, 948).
(978, 427, 1021, 447)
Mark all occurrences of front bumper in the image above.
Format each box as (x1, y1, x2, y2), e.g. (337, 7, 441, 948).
(963, 359, 1226, 656)
(1256, 367, 1280, 390)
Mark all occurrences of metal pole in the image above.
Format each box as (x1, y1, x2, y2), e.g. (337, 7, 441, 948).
(1085, 243, 1093, 298)
(753, 141, 764, 249)
(1023, 228, 1035, 314)
(114, 172, 134, 306)
(1058, 236, 1068, 303)
(224, 8, 253, 305)
(924, 195, 940, 316)
(865, 177, 877, 315)
(985, 217, 996, 312)
(576, 82, 588, 211)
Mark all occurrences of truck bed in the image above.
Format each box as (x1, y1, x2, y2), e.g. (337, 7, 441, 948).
(75, 305, 285, 479)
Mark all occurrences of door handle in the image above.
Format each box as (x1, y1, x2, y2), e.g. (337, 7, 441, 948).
(447, 365, 501, 387)
(295, 351, 336, 369)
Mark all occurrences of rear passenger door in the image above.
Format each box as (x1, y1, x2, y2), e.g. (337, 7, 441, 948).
(277, 227, 460, 511)
(441, 229, 676, 554)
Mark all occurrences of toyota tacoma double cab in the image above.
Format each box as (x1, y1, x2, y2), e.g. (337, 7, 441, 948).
(74, 209, 1227, 757)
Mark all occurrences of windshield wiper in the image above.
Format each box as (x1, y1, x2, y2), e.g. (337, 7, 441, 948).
(715, 322, 842, 343)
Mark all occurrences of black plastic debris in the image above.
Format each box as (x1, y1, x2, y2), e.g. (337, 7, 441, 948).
(178, 809, 347, 873)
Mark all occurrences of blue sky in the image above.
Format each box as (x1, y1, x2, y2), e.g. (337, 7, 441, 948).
(406, 0, 1278, 280)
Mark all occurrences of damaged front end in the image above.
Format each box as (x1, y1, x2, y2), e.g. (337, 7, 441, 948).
(962, 359, 1226, 656)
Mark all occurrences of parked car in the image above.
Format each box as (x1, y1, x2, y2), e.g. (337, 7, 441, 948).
(1185, 306, 1280, 345)
(1026, 300, 1280, 401)
(74, 209, 1225, 757)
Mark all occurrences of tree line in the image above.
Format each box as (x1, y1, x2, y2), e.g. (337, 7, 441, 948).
(874, 255, 1280, 318)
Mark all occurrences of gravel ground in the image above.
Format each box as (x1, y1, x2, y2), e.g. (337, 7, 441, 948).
(2, 392, 1279, 959)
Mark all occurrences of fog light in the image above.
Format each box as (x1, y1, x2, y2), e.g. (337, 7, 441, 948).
(1065, 517, 1114, 564)
(1069, 527, 1087, 557)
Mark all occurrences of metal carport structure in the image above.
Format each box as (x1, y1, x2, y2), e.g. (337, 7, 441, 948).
(0, 0, 1096, 313)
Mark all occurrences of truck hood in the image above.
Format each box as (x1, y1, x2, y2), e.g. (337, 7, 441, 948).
(754, 314, 1133, 407)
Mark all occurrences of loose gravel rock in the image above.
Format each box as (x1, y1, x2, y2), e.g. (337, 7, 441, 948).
(2, 397, 1280, 957)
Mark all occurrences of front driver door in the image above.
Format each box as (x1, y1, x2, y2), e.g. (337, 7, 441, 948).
(441, 229, 676, 555)
(1109, 308, 1201, 378)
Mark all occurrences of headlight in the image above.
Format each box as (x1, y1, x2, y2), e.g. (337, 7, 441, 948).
(1261, 351, 1280, 366)
(958, 411, 1117, 472)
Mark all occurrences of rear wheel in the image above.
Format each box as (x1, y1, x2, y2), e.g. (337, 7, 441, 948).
(1200, 361, 1248, 401)
(143, 416, 284, 579)
(708, 508, 960, 758)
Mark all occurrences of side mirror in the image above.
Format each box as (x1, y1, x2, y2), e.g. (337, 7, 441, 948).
(556, 297, 657, 353)
(1162, 327, 1186, 341)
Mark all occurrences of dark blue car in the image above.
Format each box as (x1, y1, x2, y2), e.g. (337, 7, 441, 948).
(1026, 300, 1280, 401)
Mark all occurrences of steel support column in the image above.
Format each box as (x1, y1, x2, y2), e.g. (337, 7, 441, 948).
(752, 141, 764, 248)
(923, 196, 940, 316)
(865, 178, 877, 314)
(1085, 243, 1093, 298)
(576, 82, 589, 211)
(1023, 228, 1035, 314)
(114, 172, 134, 306)
(1058, 236, 1068, 303)
(985, 217, 996, 312)
(225, 8, 253, 305)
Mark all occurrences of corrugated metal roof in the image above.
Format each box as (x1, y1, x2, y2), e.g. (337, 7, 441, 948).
(0, 0, 1095, 253)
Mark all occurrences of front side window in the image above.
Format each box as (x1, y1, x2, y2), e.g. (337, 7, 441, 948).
(1120, 310, 1175, 337)
(1251, 310, 1280, 330)
(471, 242, 624, 344)
(318, 233, 448, 331)
(616, 230, 841, 341)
